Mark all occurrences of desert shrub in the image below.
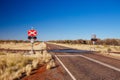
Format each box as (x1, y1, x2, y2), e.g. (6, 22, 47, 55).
(25, 64, 32, 76)
(46, 59, 56, 70)
(32, 59, 39, 69)
(48, 38, 120, 46)
(0, 53, 5, 55)
(107, 48, 112, 53)
(0, 54, 35, 80)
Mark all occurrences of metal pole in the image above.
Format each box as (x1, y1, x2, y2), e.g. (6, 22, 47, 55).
(93, 41, 95, 45)
(30, 39, 34, 54)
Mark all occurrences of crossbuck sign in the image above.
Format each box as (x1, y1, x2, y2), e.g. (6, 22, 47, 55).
(28, 29, 37, 37)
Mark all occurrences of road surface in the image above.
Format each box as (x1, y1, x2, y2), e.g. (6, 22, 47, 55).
(47, 43, 120, 80)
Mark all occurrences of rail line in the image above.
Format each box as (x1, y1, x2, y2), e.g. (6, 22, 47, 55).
(0, 48, 42, 53)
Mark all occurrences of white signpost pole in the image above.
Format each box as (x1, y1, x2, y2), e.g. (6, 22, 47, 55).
(91, 34, 97, 51)
(92, 34, 96, 45)
(30, 38, 34, 54)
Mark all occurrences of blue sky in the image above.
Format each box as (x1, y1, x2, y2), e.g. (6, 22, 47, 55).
(0, 0, 120, 41)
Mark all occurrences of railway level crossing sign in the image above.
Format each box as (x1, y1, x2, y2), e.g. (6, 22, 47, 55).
(27, 29, 38, 54)
(28, 29, 37, 40)
(91, 34, 97, 45)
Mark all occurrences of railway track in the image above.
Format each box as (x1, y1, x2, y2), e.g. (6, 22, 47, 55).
(0, 48, 42, 53)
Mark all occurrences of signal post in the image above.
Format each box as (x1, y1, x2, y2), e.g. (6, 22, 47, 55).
(27, 29, 37, 54)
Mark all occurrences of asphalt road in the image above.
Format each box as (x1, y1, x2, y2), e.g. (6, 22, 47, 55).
(47, 43, 120, 80)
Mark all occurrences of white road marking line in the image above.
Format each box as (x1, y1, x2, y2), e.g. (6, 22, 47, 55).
(57, 54, 120, 72)
(55, 55, 76, 80)
(79, 55, 120, 72)
(57, 55, 83, 57)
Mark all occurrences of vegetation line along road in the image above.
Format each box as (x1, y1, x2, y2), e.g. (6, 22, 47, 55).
(79, 55, 120, 72)
(55, 55, 76, 80)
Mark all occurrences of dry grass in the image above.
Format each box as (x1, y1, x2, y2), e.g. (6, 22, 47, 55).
(0, 42, 41, 50)
(46, 59, 56, 70)
(0, 51, 55, 80)
(0, 53, 34, 80)
(32, 59, 39, 69)
(0, 42, 55, 80)
(0, 42, 49, 51)
(25, 64, 33, 76)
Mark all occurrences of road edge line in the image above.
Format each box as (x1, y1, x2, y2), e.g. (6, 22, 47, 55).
(79, 55, 120, 72)
(55, 55, 76, 80)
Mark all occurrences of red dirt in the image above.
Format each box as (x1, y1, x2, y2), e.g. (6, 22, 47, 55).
(22, 65, 47, 80)
(21, 58, 70, 80)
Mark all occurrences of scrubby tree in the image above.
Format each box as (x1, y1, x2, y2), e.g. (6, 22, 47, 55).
(48, 38, 120, 46)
